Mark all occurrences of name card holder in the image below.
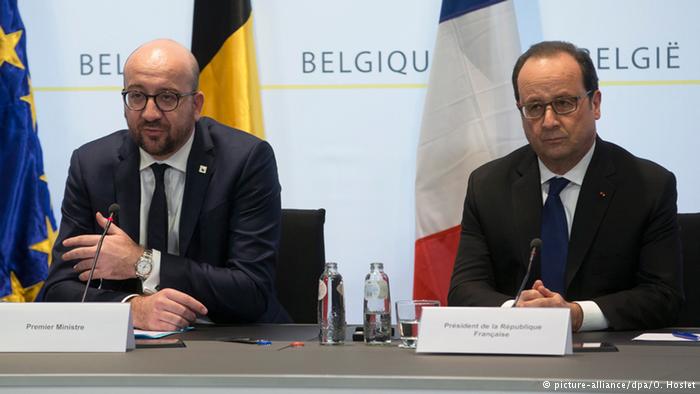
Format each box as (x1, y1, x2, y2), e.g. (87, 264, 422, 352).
(0, 303, 135, 352)
(416, 307, 572, 356)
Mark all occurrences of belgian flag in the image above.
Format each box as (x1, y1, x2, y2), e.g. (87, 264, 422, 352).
(192, 0, 265, 138)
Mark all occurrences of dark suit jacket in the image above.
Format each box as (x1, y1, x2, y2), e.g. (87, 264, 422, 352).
(448, 137, 683, 330)
(42, 117, 290, 323)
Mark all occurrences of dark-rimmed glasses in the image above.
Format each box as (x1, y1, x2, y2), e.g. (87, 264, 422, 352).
(518, 90, 595, 119)
(121, 90, 196, 112)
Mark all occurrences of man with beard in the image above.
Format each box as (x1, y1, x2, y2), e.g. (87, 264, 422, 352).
(42, 39, 289, 329)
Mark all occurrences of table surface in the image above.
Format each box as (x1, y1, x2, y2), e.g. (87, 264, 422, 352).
(1, 324, 699, 393)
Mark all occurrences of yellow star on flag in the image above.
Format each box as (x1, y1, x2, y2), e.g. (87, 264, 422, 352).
(2, 272, 43, 302)
(29, 215, 58, 265)
(0, 25, 25, 69)
(20, 78, 37, 130)
(3, 213, 56, 302)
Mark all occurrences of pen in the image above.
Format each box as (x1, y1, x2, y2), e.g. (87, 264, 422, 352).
(277, 341, 305, 351)
(222, 337, 272, 345)
(672, 331, 699, 341)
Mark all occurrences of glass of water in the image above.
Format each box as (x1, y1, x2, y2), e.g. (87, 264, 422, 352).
(395, 299, 440, 348)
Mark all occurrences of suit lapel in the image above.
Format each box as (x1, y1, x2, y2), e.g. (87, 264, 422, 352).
(565, 139, 616, 289)
(511, 149, 543, 267)
(114, 135, 141, 242)
(179, 121, 215, 255)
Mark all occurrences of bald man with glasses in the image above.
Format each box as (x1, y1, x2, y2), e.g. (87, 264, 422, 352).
(448, 41, 683, 331)
(42, 39, 290, 329)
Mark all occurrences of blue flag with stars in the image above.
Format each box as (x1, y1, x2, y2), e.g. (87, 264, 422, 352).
(0, 0, 57, 302)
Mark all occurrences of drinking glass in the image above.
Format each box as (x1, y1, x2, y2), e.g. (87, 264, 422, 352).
(395, 299, 440, 348)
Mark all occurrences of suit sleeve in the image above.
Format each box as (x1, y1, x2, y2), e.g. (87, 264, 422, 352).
(593, 172, 683, 329)
(159, 140, 281, 323)
(448, 172, 512, 307)
(42, 150, 132, 302)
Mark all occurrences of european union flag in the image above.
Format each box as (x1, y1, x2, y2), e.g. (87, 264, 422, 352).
(0, 0, 57, 301)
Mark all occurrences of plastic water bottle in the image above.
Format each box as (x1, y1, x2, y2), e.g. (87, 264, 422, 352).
(363, 262, 392, 344)
(318, 262, 346, 345)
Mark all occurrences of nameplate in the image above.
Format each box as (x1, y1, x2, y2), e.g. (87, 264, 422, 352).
(416, 307, 572, 355)
(0, 303, 135, 352)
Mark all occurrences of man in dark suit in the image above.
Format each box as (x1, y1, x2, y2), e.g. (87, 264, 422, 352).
(42, 39, 289, 329)
(448, 41, 683, 331)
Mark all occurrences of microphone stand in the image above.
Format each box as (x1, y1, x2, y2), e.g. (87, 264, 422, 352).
(80, 205, 119, 302)
(512, 238, 542, 307)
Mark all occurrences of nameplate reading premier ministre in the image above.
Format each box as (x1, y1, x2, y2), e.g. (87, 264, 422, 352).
(417, 307, 572, 355)
(25, 322, 86, 331)
(0, 303, 134, 352)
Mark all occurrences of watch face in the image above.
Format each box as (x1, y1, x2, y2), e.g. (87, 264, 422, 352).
(137, 259, 151, 275)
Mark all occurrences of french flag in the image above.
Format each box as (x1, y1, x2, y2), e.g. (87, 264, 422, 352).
(414, 0, 525, 305)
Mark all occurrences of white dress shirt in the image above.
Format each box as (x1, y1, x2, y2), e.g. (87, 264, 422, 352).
(137, 130, 194, 294)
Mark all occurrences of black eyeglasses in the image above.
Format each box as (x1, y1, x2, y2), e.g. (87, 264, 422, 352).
(121, 90, 196, 112)
(518, 90, 595, 119)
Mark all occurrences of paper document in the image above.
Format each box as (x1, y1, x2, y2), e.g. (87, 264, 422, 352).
(134, 326, 193, 339)
(633, 333, 699, 342)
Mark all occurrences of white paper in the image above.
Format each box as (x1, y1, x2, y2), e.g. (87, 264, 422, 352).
(134, 327, 191, 339)
(633, 333, 700, 342)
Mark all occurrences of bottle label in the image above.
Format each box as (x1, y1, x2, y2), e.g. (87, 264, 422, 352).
(318, 280, 327, 300)
(337, 281, 344, 296)
(364, 280, 388, 300)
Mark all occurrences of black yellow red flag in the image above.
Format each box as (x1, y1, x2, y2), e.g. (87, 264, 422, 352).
(192, 0, 265, 138)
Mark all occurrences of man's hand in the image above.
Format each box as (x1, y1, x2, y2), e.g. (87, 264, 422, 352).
(515, 279, 584, 331)
(64, 212, 144, 281)
(130, 288, 208, 331)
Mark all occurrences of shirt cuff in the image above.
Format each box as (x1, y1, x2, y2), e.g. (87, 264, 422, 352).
(121, 294, 139, 303)
(503, 299, 608, 331)
(141, 249, 162, 294)
(576, 300, 609, 331)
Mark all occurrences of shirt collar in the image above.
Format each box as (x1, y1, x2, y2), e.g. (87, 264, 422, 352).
(538, 139, 596, 187)
(139, 128, 195, 173)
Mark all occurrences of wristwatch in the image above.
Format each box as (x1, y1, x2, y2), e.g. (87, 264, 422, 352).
(135, 249, 153, 280)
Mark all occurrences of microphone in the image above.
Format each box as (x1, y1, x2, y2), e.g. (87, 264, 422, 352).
(81, 203, 120, 302)
(512, 238, 542, 307)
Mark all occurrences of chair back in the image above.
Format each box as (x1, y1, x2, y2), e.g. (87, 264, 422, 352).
(677, 213, 700, 326)
(275, 208, 326, 323)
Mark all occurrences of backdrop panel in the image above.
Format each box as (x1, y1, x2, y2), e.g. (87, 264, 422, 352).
(18, 0, 700, 322)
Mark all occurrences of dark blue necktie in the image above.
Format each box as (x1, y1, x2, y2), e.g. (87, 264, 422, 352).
(540, 177, 570, 294)
(147, 163, 169, 252)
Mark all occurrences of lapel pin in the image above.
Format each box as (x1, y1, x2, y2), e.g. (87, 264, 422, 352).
(198, 165, 207, 174)
(599, 191, 607, 198)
